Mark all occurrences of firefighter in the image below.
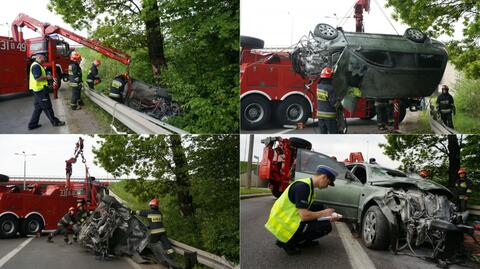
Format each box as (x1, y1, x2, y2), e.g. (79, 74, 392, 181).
(375, 98, 389, 131)
(47, 207, 76, 244)
(265, 165, 340, 255)
(72, 202, 89, 242)
(86, 59, 101, 89)
(27, 54, 65, 130)
(135, 198, 175, 257)
(317, 67, 340, 134)
(455, 168, 473, 211)
(436, 85, 455, 128)
(68, 51, 83, 110)
(109, 73, 128, 103)
(419, 169, 429, 179)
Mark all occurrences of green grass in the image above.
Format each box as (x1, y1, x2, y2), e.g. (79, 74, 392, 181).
(109, 180, 148, 211)
(452, 111, 480, 133)
(240, 187, 270, 195)
(240, 161, 257, 174)
(412, 110, 433, 134)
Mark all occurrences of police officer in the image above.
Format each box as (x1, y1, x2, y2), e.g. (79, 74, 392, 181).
(455, 168, 473, 211)
(436, 85, 455, 128)
(265, 165, 340, 255)
(375, 98, 389, 131)
(68, 51, 83, 110)
(28, 54, 65, 130)
(73, 202, 89, 242)
(136, 198, 175, 257)
(317, 67, 340, 134)
(109, 73, 128, 103)
(86, 60, 101, 89)
(47, 207, 75, 244)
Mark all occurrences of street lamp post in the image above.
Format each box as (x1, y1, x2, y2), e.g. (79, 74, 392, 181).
(14, 151, 36, 190)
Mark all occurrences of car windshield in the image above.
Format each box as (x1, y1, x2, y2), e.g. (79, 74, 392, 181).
(370, 166, 407, 180)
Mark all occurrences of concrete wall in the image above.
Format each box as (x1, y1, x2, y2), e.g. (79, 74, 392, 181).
(240, 172, 268, 188)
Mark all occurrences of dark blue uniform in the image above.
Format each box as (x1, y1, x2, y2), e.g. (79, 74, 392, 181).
(317, 79, 338, 134)
(138, 208, 174, 256)
(437, 92, 455, 128)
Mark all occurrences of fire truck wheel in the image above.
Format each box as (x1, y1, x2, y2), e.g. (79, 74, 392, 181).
(240, 36, 265, 49)
(22, 215, 44, 235)
(241, 95, 271, 130)
(289, 137, 312, 150)
(275, 96, 309, 126)
(0, 215, 19, 239)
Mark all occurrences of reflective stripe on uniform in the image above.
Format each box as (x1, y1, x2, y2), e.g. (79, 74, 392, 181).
(440, 109, 452, 113)
(166, 249, 175, 254)
(111, 80, 123, 89)
(69, 82, 79, 87)
(317, 89, 328, 101)
(150, 228, 166, 234)
(86, 79, 94, 82)
(109, 93, 121, 98)
(147, 214, 162, 222)
(317, 111, 337, 118)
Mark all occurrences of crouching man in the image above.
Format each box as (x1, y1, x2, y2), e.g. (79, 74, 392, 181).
(47, 207, 76, 244)
(265, 165, 341, 255)
(72, 202, 89, 242)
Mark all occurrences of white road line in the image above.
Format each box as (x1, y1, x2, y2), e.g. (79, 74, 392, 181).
(335, 222, 377, 269)
(0, 237, 34, 268)
(123, 257, 144, 269)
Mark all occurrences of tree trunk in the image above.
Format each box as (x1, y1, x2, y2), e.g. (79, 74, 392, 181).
(169, 135, 194, 217)
(447, 135, 460, 187)
(142, 0, 167, 76)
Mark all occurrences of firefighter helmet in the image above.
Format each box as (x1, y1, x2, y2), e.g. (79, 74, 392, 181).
(93, 59, 101, 66)
(320, 67, 334, 78)
(149, 198, 159, 208)
(419, 170, 428, 178)
(458, 167, 466, 175)
(70, 51, 82, 62)
(68, 207, 75, 212)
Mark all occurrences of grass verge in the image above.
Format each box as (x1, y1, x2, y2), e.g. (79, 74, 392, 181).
(240, 187, 270, 195)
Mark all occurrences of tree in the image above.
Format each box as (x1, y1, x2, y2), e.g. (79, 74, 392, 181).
(47, 0, 166, 75)
(380, 134, 462, 186)
(386, 0, 480, 79)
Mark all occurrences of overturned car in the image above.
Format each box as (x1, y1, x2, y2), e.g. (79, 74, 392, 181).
(292, 23, 448, 98)
(294, 149, 474, 264)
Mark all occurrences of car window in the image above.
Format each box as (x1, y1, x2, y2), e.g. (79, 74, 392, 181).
(390, 52, 416, 68)
(370, 166, 407, 180)
(296, 149, 349, 179)
(352, 166, 367, 184)
(417, 54, 444, 68)
(358, 50, 392, 67)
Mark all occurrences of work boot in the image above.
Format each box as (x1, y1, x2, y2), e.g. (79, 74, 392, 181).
(275, 240, 301, 255)
(54, 121, 66, 127)
(28, 124, 42, 130)
(47, 234, 54, 243)
(298, 240, 319, 248)
(78, 99, 84, 106)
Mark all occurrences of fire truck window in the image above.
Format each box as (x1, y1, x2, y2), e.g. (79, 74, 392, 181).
(353, 166, 367, 184)
(29, 42, 45, 52)
(56, 43, 68, 56)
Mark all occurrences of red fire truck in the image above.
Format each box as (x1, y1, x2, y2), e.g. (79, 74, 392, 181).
(0, 13, 130, 99)
(0, 138, 108, 238)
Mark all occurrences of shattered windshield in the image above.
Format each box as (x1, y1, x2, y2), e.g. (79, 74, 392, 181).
(370, 166, 407, 180)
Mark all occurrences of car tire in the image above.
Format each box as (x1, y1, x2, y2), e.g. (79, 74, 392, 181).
(240, 36, 265, 49)
(0, 215, 19, 239)
(289, 137, 312, 150)
(275, 96, 310, 126)
(313, 23, 338, 40)
(241, 95, 271, 130)
(404, 28, 426, 43)
(362, 205, 390, 250)
(22, 215, 44, 236)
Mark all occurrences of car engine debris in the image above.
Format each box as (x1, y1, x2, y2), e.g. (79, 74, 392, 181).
(79, 195, 180, 268)
(384, 188, 475, 266)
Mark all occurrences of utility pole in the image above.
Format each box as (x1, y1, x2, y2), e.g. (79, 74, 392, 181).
(246, 134, 254, 189)
(14, 151, 36, 190)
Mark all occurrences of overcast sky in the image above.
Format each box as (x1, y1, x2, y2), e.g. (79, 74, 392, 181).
(0, 0, 88, 41)
(240, 134, 401, 169)
(0, 135, 113, 179)
(240, 0, 464, 47)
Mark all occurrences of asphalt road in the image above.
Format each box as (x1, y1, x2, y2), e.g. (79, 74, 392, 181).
(241, 110, 423, 135)
(241, 196, 472, 269)
(0, 235, 151, 269)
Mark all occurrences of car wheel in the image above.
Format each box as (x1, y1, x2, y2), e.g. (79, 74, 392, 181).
(289, 137, 312, 150)
(362, 205, 390, 250)
(241, 95, 271, 130)
(404, 28, 426, 43)
(313, 23, 338, 40)
(0, 215, 19, 239)
(275, 96, 309, 126)
(240, 36, 265, 49)
(22, 215, 44, 235)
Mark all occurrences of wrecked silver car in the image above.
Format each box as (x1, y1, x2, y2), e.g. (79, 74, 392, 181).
(294, 149, 474, 265)
(291, 23, 448, 98)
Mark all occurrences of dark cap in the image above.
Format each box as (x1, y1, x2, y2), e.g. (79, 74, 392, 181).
(315, 165, 338, 186)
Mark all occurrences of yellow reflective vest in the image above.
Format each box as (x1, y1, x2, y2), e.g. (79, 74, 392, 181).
(29, 62, 48, 92)
(265, 178, 314, 243)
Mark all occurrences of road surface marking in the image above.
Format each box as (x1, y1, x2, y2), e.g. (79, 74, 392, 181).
(0, 237, 34, 267)
(275, 128, 295, 134)
(335, 222, 376, 269)
(124, 257, 144, 269)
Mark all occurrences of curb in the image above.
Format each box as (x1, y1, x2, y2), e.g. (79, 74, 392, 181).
(240, 193, 272, 200)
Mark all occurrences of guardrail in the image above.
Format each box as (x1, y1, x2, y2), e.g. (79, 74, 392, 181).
(427, 102, 458, 134)
(108, 191, 238, 269)
(468, 205, 480, 217)
(84, 87, 188, 135)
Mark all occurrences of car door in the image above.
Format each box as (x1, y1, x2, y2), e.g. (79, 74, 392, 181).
(293, 149, 364, 221)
